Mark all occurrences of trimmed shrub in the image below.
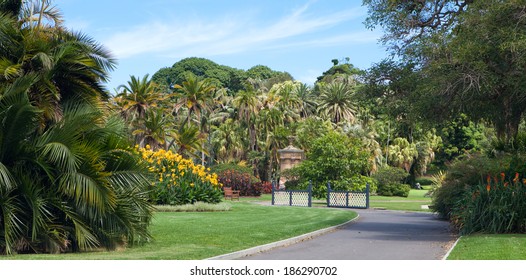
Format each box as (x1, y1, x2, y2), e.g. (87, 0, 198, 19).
(373, 166, 409, 197)
(377, 183, 411, 197)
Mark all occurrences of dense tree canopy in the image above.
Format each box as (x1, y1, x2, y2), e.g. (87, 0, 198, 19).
(151, 57, 292, 94)
(364, 0, 526, 144)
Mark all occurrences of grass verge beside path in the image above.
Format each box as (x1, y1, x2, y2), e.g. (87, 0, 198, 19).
(370, 189, 432, 212)
(447, 234, 526, 260)
(1, 202, 356, 260)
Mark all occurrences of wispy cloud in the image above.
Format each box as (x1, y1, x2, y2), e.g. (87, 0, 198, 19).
(103, 3, 368, 59)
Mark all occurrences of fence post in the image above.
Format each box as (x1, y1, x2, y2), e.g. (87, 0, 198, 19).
(328, 181, 331, 207)
(308, 181, 312, 207)
(365, 183, 370, 209)
(346, 186, 349, 208)
(289, 189, 293, 206)
(271, 181, 275, 206)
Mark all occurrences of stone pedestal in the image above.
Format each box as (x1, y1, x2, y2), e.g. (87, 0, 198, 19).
(277, 145, 304, 189)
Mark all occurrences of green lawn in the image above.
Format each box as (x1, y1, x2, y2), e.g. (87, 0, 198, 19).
(0, 202, 356, 260)
(447, 234, 526, 260)
(369, 189, 432, 212)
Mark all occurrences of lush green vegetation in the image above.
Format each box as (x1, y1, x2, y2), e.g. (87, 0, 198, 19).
(447, 235, 526, 260)
(0, 1, 152, 254)
(0, 203, 357, 260)
(3, 0, 526, 257)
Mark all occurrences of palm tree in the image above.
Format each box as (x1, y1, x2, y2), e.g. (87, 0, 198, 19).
(21, 0, 63, 30)
(268, 81, 302, 125)
(0, 10, 116, 127)
(232, 83, 261, 153)
(173, 73, 215, 127)
(1, 3, 152, 255)
(115, 74, 165, 123)
(317, 81, 357, 124)
(387, 137, 418, 172)
(210, 119, 245, 163)
(295, 83, 317, 118)
(114, 75, 168, 147)
(0, 78, 152, 254)
(132, 108, 172, 150)
(169, 124, 204, 159)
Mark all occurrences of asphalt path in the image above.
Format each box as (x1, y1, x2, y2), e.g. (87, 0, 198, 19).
(240, 209, 457, 260)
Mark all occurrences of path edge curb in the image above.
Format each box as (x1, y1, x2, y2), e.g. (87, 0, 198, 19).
(206, 214, 361, 260)
(442, 236, 461, 260)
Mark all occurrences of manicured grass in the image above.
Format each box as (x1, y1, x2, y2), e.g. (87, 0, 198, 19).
(369, 189, 432, 212)
(0, 202, 356, 260)
(447, 234, 526, 260)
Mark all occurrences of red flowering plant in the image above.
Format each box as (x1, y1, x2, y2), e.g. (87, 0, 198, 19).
(452, 170, 526, 234)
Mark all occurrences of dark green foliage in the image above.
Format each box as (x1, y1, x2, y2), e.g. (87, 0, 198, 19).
(316, 62, 364, 83)
(0, 85, 153, 254)
(437, 114, 487, 163)
(431, 154, 515, 219)
(373, 166, 410, 197)
(0, 0, 21, 16)
(378, 183, 411, 197)
(0, 3, 152, 255)
(415, 177, 434, 186)
(364, 0, 526, 143)
(453, 181, 526, 234)
(151, 57, 246, 93)
(289, 131, 369, 198)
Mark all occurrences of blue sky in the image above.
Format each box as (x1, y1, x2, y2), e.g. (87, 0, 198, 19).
(56, 0, 388, 91)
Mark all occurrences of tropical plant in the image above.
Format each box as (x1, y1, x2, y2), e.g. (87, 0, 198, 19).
(317, 81, 357, 124)
(0, 80, 153, 254)
(452, 173, 526, 234)
(0, 7, 116, 127)
(173, 73, 216, 127)
(387, 137, 418, 172)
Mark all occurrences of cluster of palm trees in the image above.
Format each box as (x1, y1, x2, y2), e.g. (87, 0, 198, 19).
(0, 0, 444, 255)
(113, 67, 383, 182)
(0, 0, 152, 254)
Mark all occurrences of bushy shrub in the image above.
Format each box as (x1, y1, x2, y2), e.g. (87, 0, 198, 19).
(139, 147, 222, 205)
(373, 166, 409, 197)
(215, 168, 262, 196)
(431, 154, 512, 219)
(289, 131, 370, 198)
(256, 181, 273, 194)
(452, 175, 526, 234)
(377, 183, 411, 197)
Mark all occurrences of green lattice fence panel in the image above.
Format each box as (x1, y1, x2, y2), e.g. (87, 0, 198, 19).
(271, 183, 312, 207)
(327, 183, 370, 209)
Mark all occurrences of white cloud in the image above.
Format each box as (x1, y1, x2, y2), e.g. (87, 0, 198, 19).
(102, 4, 367, 60)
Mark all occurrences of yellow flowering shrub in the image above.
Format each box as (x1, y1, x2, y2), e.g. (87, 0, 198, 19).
(138, 146, 222, 205)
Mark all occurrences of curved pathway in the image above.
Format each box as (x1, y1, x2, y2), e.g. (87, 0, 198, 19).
(240, 209, 457, 260)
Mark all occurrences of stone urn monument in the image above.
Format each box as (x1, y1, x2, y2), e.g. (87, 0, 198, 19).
(277, 138, 305, 189)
